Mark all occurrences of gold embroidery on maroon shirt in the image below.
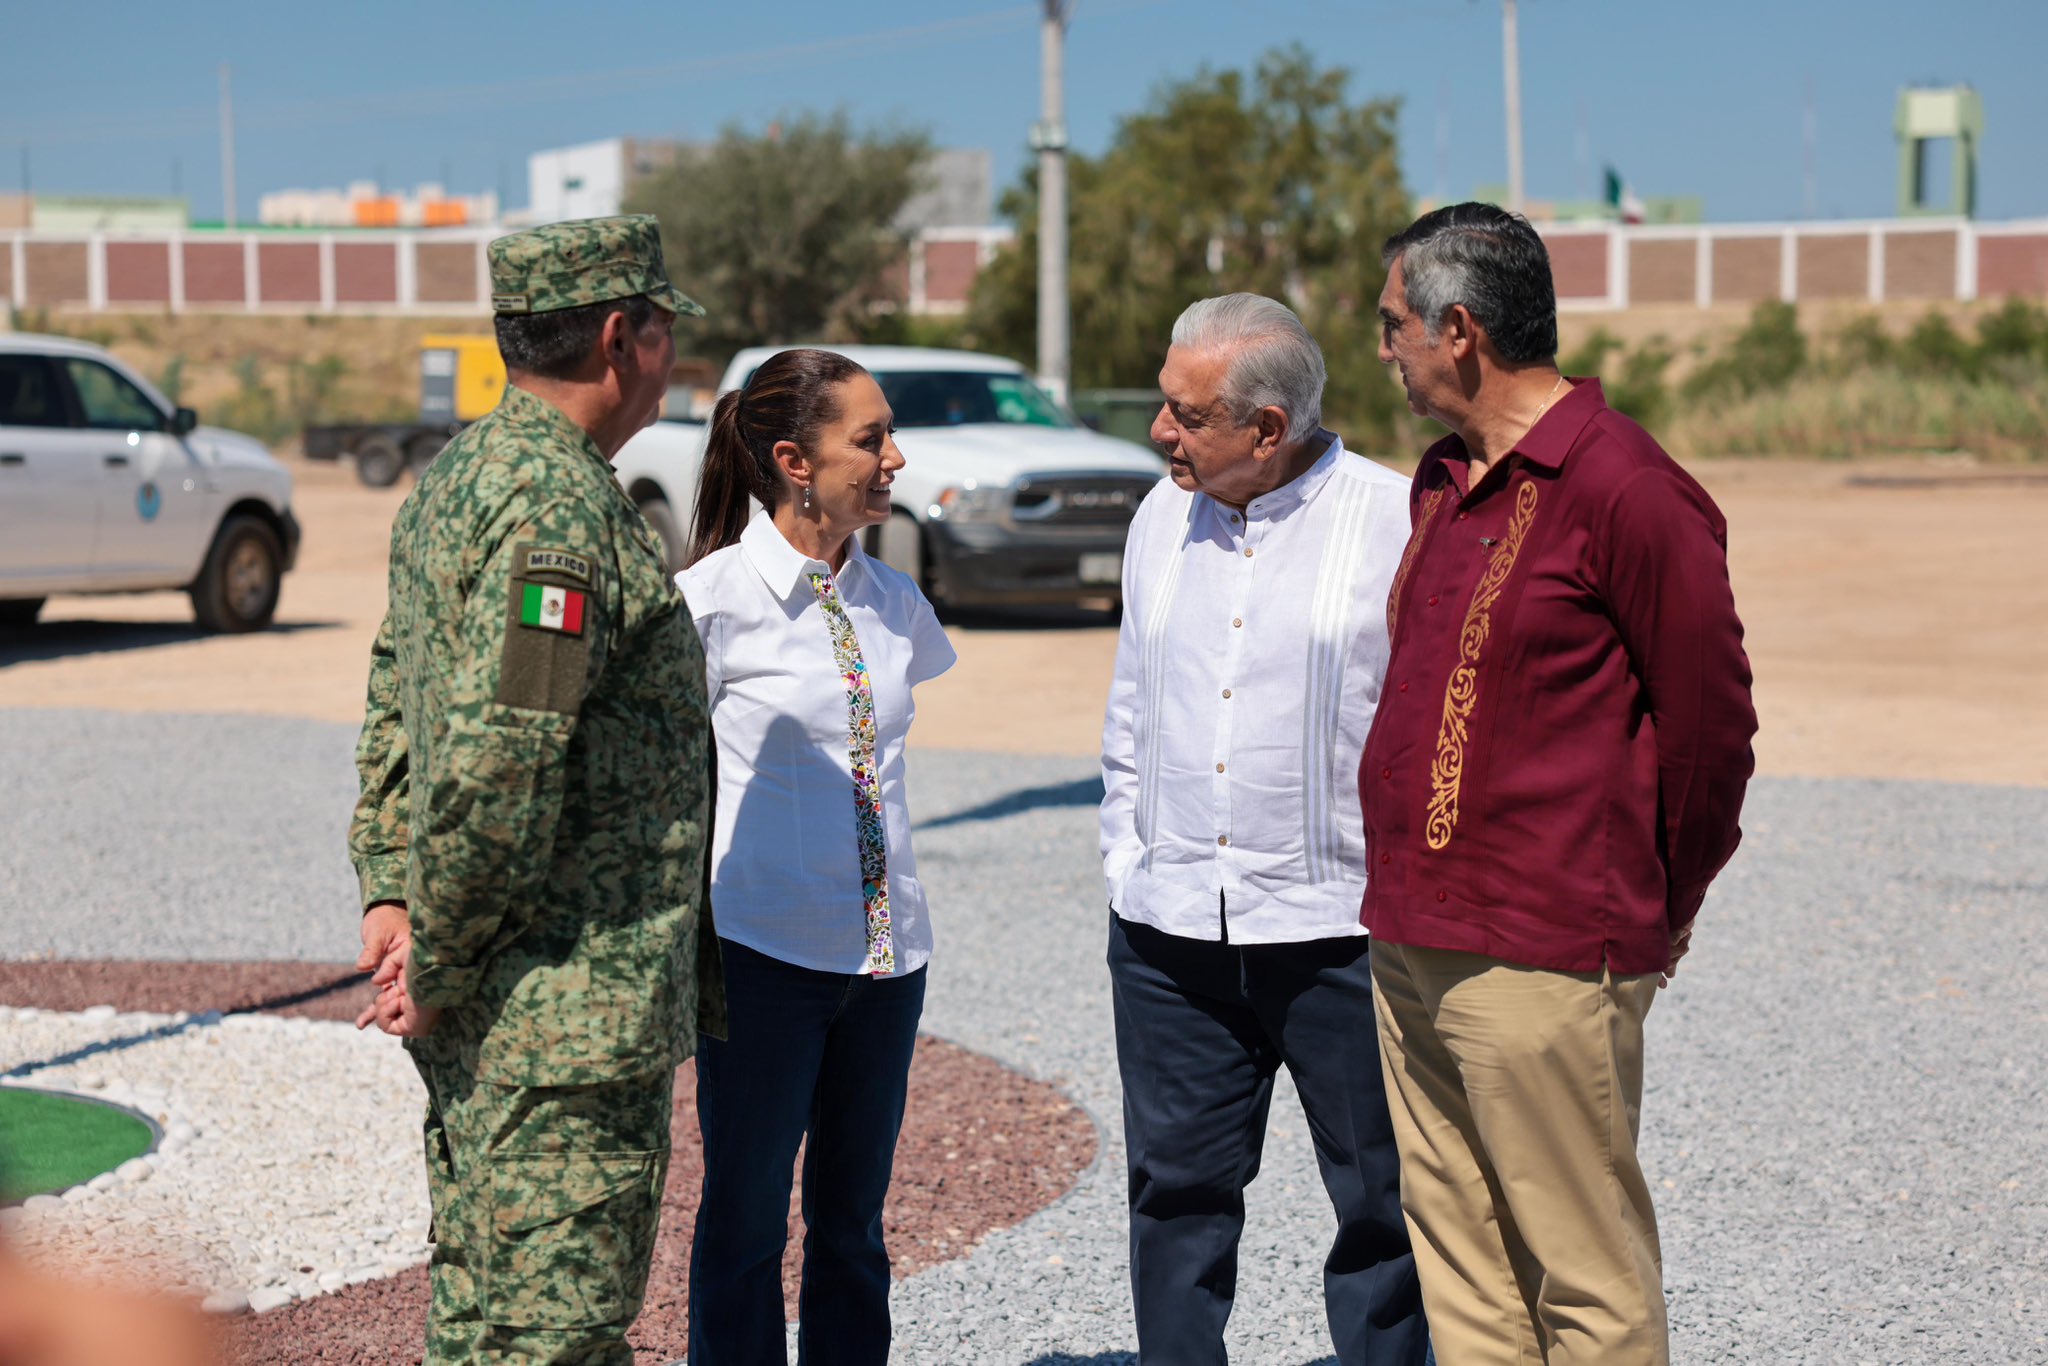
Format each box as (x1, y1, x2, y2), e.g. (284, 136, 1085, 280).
(1425, 479, 1541, 851)
(1387, 486, 1448, 642)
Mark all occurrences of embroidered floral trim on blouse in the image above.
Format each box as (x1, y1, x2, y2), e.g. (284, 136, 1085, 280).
(810, 571, 895, 974)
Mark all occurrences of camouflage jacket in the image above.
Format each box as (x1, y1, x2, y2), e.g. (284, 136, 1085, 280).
(349, 383, 724, 1085)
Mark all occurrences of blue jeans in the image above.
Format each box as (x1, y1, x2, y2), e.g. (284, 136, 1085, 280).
(1109, 911, 1429, 1366)
(687, 939, 927, 1366)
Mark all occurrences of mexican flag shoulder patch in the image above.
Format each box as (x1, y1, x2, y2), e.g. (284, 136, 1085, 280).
(520, 581, 586, 635)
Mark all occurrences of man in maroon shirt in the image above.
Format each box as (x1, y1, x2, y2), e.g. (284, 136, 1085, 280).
(1360, 203, 1757, 1365)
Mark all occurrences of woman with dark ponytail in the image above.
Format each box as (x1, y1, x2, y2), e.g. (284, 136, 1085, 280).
(675, 348, 956, 1364)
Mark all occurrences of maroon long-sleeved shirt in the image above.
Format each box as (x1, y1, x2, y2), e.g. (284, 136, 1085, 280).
(1359, 379, 1757, 974)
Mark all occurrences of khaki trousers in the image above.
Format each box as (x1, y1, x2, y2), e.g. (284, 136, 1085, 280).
(1369, 941, 1665, 1366)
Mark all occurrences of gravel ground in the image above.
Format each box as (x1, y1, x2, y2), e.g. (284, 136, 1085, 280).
(2, 709, 364, 963)
(6, 708, 2046, 1362)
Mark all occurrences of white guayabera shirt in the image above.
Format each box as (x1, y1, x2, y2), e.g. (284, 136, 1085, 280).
(679, 513, 956, 975)
(1101, 434, 1412, 944)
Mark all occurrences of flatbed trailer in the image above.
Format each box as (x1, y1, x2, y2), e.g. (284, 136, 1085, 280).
(301, 333, 502, 487)
(301, 420, 467, 487)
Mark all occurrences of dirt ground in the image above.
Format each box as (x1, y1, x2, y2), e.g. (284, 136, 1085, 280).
(2, 454, 2043, 789)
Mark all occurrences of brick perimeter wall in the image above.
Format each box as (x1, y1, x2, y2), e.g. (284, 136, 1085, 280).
(259, 242, 321, 304)
(105, 241, 171, 304)
(22, 242, 88, 307)
(1628, 239, 1696, 305)
(1711, 237, 1782, 304)
(1545, 235, 1608, 302)
(415, 242, 478, 304)
(183, 242, 246, 304)
(1977, 235, 2048, 298)
(1797, 234, 1869, 301)
(334, 242, 397, 304)
(1884, 231, 1959, 300)
(5, 222, 2041, 314)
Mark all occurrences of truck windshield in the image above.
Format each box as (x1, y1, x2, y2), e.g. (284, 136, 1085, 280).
(874, 371, 1071, 429)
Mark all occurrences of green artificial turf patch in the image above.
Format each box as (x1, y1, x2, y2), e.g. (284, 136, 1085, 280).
(0, 1087, 155, 1201)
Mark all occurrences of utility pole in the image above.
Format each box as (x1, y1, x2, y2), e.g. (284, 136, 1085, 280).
(1032, 0, 1071, 402)
(1434, 80, 1450, 204)
(218, 64, 238, 229)
(1802, 76, 1819, 219)
(1501, 0, 1524, 214)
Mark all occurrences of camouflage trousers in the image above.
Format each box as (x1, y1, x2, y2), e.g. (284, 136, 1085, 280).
(411, 1041, 674, 1366)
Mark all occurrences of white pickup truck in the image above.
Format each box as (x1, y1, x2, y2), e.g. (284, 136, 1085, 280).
(0, 334, 300, 631)
(613, 345, 1163, 610)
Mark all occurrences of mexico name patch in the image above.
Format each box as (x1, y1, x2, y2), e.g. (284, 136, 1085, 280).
(520, 583, 586, 634)
(521, 547, 592, 582)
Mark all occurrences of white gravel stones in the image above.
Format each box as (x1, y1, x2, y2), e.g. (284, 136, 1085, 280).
(246, 1287, 295, 1315)
(2, 1006, 429, 1312)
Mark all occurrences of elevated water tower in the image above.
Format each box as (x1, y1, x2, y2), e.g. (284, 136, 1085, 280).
(1895, 85, 1983, 218)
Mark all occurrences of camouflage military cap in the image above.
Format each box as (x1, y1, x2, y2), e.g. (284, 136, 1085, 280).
(489, 215, 705, 319)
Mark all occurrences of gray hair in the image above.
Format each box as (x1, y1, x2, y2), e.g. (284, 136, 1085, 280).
(1169, 293, 1326, 446)
(1379, 203, 1558, 364)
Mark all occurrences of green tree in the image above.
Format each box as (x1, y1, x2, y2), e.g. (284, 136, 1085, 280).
(964, 45, 1413, 443)
(626, 114, 931, 361)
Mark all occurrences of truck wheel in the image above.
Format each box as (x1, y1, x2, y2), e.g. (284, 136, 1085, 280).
(354, 435, 405, 488)
(0, 598, 45, 627)
(405, 432, 447, 473)
(190, 516, 284, 633)
(875, 510, 927, 591)
(638, 497, 686, 577)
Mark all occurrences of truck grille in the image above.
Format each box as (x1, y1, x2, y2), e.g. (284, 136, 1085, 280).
(1010, 475, 1158, 526)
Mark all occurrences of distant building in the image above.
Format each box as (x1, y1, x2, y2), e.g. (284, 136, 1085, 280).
(258, 182, 498, 229)
(898, 148, 993, 230)
(26, 196, 189, 232)
(525, 139, 688, 225)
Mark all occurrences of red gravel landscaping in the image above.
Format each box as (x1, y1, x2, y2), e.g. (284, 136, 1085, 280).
(0, 961, 1098, 1364)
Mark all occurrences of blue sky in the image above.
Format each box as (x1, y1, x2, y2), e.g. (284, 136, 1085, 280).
(3, 0, 2043, 224)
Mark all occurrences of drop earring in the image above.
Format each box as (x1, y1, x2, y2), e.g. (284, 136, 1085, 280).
(802, 486, 813, 512)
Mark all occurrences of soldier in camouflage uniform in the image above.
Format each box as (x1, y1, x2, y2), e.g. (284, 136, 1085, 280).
(348, 215, 724, 1366)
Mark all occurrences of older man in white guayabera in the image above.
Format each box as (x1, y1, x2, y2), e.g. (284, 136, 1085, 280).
(1100, 294, 1429, 1365)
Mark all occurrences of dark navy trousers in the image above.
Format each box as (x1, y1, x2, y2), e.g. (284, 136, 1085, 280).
(688, 938, 926, 1366)
(1108, 910, 1429, 1366)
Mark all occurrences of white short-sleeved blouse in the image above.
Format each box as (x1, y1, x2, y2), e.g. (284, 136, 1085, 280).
(677, 513, 957, 975)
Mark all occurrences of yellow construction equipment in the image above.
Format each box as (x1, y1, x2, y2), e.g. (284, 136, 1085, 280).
(418, 333, 506, 423)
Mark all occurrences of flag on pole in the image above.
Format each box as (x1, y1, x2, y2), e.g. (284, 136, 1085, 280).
(1604, 166, 1646, 224)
